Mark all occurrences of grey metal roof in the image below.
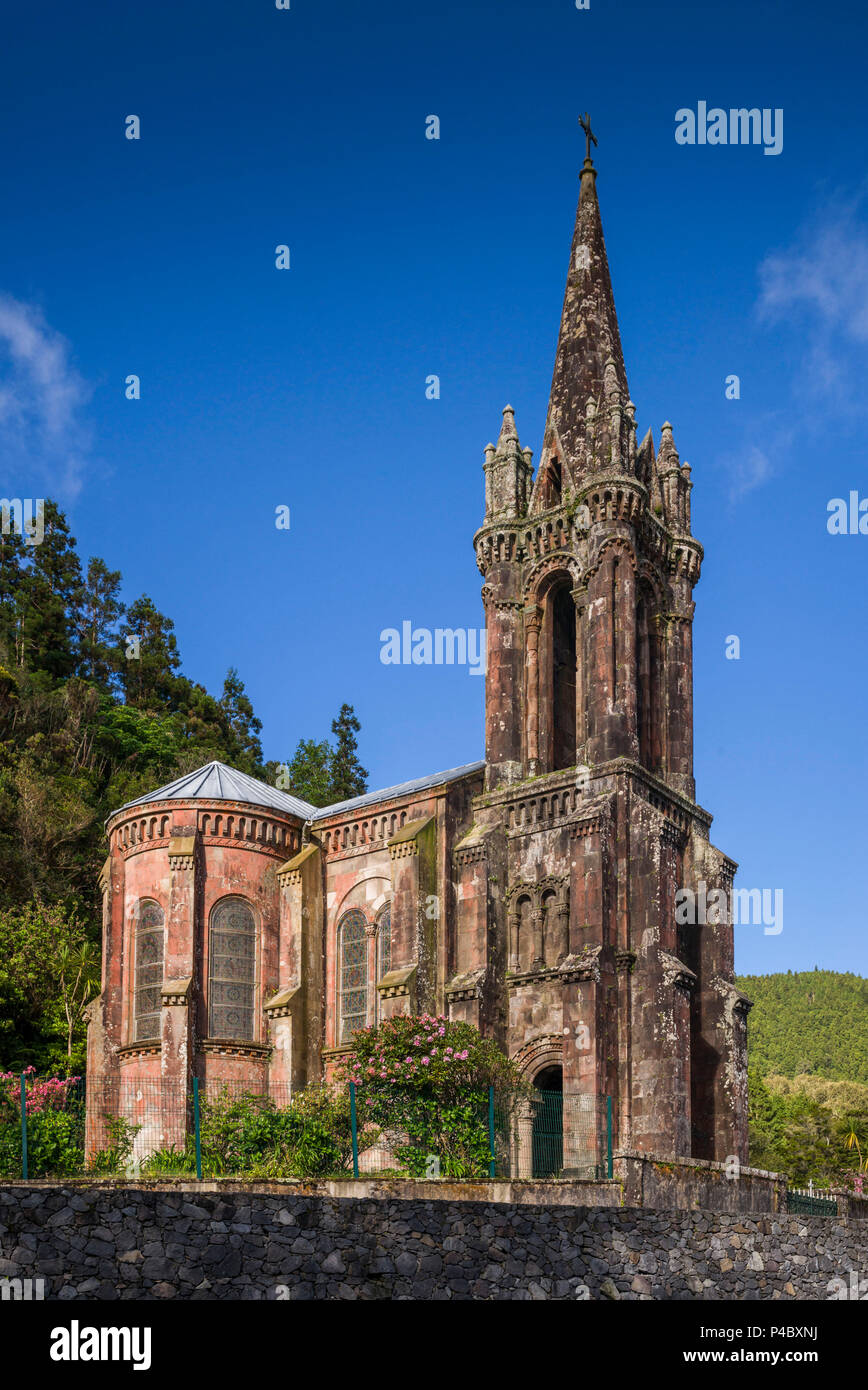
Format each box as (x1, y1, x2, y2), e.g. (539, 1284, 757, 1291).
(112, 761, 318, 821)
(310, 760, 485, 821)
(112, 757, 486, 827)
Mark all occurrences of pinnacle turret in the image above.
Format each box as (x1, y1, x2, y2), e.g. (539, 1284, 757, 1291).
(656, 422, 693, 534)
(483, 404, 532, 519)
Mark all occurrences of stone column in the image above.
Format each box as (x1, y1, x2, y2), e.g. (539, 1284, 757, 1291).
(85, 854, 120, 1160)
(380, 816, 436, 1018)
(561, 954, 606, 1176)
(629, 821, 694, 1157)
(562, 809, 615, 1174)
(664, 577, 696, 799)
(618, 555, 639, 760)
(571, 585, 588, 761)
(530, 908, 544, 968)
(567, 810, 611, 956)
(584, 555, 612, 765)
(267, 842, 323, 1095)
(483, 588, 524, 790)
(687, 843, 751, 1163)
(448, 830, 495, 1031)
(614, 949, 636, 1151)
(160, 830, 198, 1149)
(523, 604, 542, 775)
(554, 897, 570, 965)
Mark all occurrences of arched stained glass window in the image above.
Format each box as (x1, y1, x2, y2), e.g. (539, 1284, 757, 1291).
(209, 898, 256, 1040)
(134, 900, 164, 1042)
(339, 909, 368, 1043)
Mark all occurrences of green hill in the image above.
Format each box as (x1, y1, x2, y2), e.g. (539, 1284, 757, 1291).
(737, 969, 868, 1084)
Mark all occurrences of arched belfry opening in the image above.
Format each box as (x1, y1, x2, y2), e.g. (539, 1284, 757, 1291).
(636, 581, 662, 772)
(550, 582, 577, 770)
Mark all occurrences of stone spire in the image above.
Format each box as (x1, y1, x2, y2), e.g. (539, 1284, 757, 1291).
(536, 126, 632, 494)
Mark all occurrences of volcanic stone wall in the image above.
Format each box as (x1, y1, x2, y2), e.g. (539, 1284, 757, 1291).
(0, 1184, 865, 1300)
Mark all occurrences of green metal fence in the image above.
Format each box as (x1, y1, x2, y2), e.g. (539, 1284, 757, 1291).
(787, 1188, 839, 1216)
(1, 1073, 615, 1182)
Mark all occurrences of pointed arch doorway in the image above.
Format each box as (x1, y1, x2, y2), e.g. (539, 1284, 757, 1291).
(531, 1065, 563, 1177)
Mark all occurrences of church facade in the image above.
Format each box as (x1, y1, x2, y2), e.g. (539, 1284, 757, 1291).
(86, 144, 749, 1171)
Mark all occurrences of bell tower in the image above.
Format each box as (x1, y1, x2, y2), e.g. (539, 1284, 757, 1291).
(475, 129, 701, 800)
(471, 123, 748, 1165)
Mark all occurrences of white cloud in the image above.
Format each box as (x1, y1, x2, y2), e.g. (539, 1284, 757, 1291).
(721, 195, 868, 505)
(757, 196, 868, 406)
(758, 198, 868, 342)
(729, 445, 773, 503)
(0, 294, 91, 497)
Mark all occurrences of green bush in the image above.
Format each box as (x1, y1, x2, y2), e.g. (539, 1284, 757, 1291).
(87, 1115, 140, 1176)
(141, 1085, 368, 1179)
(140, 1143, 197, 1177)
(0, 1106, 85, 1178)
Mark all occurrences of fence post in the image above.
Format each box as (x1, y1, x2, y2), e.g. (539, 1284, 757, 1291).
(349, 1081, 359, 1178)
(20, 1073, 28, 1181)
(606, 1095, 613, 1179)
(192, 1077, 202, 1181)
(488, 1086, 496, 1179)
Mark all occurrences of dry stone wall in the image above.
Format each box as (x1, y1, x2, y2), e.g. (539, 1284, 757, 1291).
(0, 1185, 865, 1300)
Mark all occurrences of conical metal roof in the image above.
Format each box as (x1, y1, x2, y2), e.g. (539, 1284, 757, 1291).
(112, 761, 318, 821)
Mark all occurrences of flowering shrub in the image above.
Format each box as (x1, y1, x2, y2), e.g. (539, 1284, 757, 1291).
(0, 1067, 81, 1116)
(338, 1015, 527, 1178)
(0, 1069, 85, 1177)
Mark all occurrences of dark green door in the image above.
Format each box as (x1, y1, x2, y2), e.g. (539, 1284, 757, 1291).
(531, 1089, 563, 1177)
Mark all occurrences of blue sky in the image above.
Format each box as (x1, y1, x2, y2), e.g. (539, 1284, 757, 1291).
(1, 0, 866, 976)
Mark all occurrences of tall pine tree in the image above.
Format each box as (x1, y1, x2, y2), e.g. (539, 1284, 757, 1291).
(119, 595, 181, 710)
(219, 667, 264, 772)
(16, 500, 82, 681)
(77, 557, 124, 690)
(328, 703, 367, 801)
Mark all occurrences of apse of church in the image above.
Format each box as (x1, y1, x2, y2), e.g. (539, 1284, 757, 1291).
(87, 133, 749, 1171)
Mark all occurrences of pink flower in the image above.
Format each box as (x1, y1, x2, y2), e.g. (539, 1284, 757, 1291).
(422, 1057, 430, 1066)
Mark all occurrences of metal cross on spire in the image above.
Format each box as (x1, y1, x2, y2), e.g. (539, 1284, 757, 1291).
(579, 112, 597, 163)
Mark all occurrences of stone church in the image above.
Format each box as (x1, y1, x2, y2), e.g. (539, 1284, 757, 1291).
(87, 140, 750, 1172)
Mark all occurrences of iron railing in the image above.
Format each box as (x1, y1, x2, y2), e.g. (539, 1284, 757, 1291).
(0, 1073, 614, 1182)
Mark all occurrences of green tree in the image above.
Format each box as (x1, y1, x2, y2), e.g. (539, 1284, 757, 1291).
(0, 902, 91, 1071)
(119, 595, 181, 710)
(219, 667, 264, 773)
(16, 501, 82, 681)
(328, 703, 367, 802)
(77, 557, 124, 690)
(0, 527, 27, 664)
(284, 738, 332, 806)
(56, 939, 100, 1058)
